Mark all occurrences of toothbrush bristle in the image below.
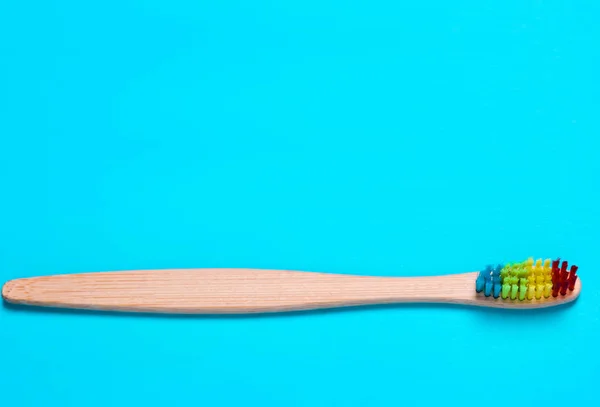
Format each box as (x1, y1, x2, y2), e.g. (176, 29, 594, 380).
(484, 276, 493, 297)
(552, 259, 560, 284)
(492, 277, 502, 298)
(568, 266, 578, 291)
(476, 266, 489, 293)
(476, 257, 578, 301)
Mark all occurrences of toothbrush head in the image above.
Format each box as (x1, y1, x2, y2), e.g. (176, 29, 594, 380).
(475, 257, 578, 302)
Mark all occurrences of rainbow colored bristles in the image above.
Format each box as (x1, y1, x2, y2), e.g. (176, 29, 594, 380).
(475, 258, 578, 301)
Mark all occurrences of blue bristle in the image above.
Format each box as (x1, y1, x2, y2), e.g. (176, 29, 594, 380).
(484, 276, 493, 297)
(493, 276, 502, 298)
(476, 271, 486, 292)
(493, 264, 503, 277)
(476, 265, 493, 293)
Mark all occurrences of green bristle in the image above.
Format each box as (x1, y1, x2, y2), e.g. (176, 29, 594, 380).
(519, 284, 527, 301)
(500, 265, 511, 279)
(510, 284, 519, 300)
(501, 284, 511, 299)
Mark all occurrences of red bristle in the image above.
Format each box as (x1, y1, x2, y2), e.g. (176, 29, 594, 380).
(552, 283, 560, 297)
(560, 261, 569, 280)
(567, 265, 579, 291)
(570, 265, 578, 277)
(552, 259, 561, 284)
(568, 274, 578, 291)
(560, 284, 568, 296)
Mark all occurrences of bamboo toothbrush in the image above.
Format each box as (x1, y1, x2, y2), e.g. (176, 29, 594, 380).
(2, 257, 580, 314)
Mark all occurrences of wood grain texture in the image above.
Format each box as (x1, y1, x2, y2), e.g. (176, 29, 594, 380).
(1, 269, 581, 314)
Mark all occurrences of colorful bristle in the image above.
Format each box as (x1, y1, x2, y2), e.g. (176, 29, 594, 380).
(560, 281, 568, 295)
(500, 265, 511, 280)
(476, 265, 493, 293)
(552, 281, 560, 297)
(476, 273, 485, 293)
(544, 283, 552, 298)
(527, 282, 535, 300)
(510, 284, 518, 300)
(484, 276, 493, 297)
(519, 284, 527, 301)
(476, 257, 578, 301)
(535, 284, 544, 299)
(552, 259, 560, 284)
(501, 283, 510, 299)
(493, 277, 502, 298)
(568, 266, 578, 291)
(525, 257, 534, 270)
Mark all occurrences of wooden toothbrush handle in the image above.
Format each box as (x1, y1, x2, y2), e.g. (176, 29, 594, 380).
(1, 268, 476, 314)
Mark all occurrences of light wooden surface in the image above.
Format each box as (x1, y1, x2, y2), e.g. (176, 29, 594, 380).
(1, 268, 581, 314)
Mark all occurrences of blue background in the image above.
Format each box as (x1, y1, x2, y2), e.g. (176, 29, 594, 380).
(1, 1, 599, 406)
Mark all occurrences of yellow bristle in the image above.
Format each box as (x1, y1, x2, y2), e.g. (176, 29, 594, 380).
(525, 257, 534, 272)
(536, 275, 545, 285)
(527, 284, 535, 300)
(536, 258, 543, 268)
(535, 284, 544, 299)
(544, 258, 552, 273)
(543, 283, 552, 298)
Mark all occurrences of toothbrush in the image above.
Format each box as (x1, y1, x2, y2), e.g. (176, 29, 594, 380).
(2, 257, 580, 314)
